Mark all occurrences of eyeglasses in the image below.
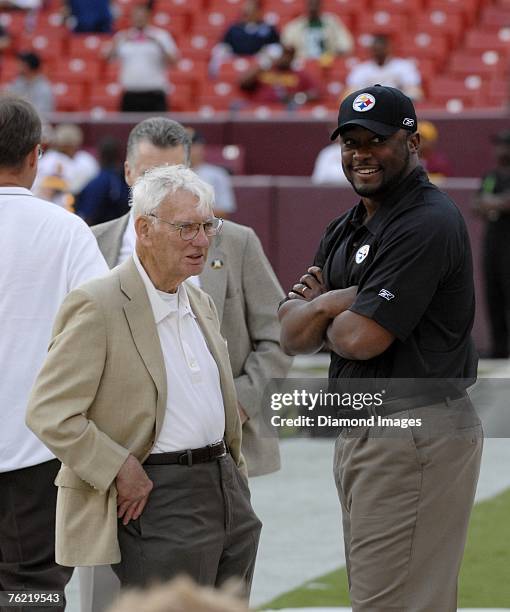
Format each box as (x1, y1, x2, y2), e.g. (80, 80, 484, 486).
(148, 214, 223, 241)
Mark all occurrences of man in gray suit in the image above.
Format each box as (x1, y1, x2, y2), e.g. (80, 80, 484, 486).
(82, 117, 291, 611)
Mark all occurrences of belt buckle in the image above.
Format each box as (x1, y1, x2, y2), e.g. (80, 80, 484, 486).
(209, 441, 227, 459)
(178, 449, 193, 467)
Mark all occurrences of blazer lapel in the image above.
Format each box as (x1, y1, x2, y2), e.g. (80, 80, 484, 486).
(119, 259, 167, 437)
(200, 242, 227, 322)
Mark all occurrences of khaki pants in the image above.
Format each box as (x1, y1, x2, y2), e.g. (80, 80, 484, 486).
(334, 398, 483, 612)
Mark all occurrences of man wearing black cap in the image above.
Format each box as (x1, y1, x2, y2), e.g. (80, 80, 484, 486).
(279, 85, 483, 611)
(7, 51, 54, 114)
(474, 130, 510, 358)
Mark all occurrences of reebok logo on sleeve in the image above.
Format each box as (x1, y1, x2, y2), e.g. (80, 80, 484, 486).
(378, 288, 395, 301)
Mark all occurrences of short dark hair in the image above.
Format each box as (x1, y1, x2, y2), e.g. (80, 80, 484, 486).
(18, 51, 41, 71)
(0, 95, 41, 168)
(126, 117, 191, 166)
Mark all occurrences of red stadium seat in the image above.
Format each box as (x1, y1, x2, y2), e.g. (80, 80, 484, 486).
(427, 76, 484, 108)
(173, 56, 208, 81)
(16, 32, 65, 62)
(0, 11, 30, 35)
(480, 5, 510, 29)
(427, 0, 479, 27)
(486, 78, 508, 107)
(464, 29, 510, 56)
(356, 11, 408, 38)
(68, 34, 113, 60)
(413, 11, 463, 47)
(180, 34, 217, 61)
(193, 11, 232, 37)
(0, 56, 20, 84)
(168, 82, 193, 111)
(372, 0, 424, 16)
(52, 82, 87, 112)
(198, 80, 247, 110)
(399, 31, 449, 68)
(154, 0, 204, 15)
(52, 57, 103, 85)
(151, 11, 190, 35)
(216, 57, 259, 82)
(448, 50, 507, 79)
(88, 82, 122, 112)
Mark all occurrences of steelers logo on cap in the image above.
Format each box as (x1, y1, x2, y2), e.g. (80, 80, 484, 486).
(352, 93, 376, 112)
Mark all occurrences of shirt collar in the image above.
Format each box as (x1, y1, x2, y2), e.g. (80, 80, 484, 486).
(0, 186, 34, 196)
(363, 166, 429, 235)
(132, 250, 195, 324)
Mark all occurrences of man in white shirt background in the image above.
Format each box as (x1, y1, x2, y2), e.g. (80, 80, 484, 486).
(106, 3, 179, 112)
(189, 130, 237, 218)
(346, 34, 423, 101)
(0, 94, 108, 609)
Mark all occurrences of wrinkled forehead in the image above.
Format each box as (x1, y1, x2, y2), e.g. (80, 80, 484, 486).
(159, 188, 213, 218)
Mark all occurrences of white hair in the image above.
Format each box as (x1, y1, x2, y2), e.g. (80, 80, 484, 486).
(131, 164, 215, 219)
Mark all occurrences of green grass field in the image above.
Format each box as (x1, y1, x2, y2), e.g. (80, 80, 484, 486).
(262, 487, 510, 609)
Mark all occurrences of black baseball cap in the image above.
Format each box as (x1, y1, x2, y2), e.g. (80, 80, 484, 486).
(330, 84, 417, 140)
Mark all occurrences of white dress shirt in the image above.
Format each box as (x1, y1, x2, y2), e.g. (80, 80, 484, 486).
(133, 252, 224, 451)
(0, 187, 108, 472)
(118, 211, 136, 266)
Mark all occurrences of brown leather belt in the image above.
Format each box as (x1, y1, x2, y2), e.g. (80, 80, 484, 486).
(144, 440, 228, 467)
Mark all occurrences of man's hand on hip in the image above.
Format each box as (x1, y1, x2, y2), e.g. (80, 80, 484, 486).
(115, 454, 153, 525)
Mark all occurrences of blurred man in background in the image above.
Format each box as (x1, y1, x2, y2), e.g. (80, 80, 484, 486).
(239, 45, 321, 108)
(75, 136, 130, 226)
(106, 3, 179, 112)
(190, 130, 237, 218)
(209, 0, 281, 76)
(33, 123, 99, 210)
(7, 51, 54, 114)
(418, 120, 453, 183)
(346, 34, 422, 100)
(281, 0, 353, 60)
(474, 130, 510, 358)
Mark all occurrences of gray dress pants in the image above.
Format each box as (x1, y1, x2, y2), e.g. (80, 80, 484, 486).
(112, 455, 261, 595)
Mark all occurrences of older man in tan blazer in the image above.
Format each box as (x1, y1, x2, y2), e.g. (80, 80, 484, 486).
(26, 165, 261, 592)
(93, 117, 292, 479)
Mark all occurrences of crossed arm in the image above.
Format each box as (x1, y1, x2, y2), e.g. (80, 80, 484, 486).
(279, 266, 394, 360)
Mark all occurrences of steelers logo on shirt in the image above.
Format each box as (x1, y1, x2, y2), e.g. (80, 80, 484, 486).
(355, 244, 370, 264)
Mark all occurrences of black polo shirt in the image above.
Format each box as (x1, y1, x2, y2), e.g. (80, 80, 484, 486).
(314, 167, 477, 381)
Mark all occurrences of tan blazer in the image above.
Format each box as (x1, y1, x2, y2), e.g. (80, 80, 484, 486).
(26, 258, 245, 567)
(93, 216, 292, 476)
